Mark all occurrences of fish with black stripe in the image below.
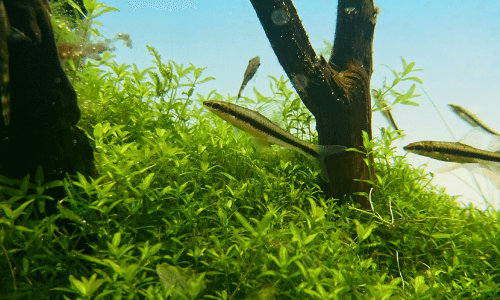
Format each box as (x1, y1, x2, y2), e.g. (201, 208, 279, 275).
(404, 139, 500, 187)
(448, 104, 500, 137)
(203, 100, 346, 182)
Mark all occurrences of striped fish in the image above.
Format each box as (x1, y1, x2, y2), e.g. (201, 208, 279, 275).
(404, 139, 500, 187)
(448, 104, 500, 137)
(404, 140, 500, 164)
(203, 100, 346, 182)
(237, 56, 260, 99)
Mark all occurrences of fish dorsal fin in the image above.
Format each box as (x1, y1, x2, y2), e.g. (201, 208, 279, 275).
(458, 129, 483, 148)
(255, 101, 286, 128)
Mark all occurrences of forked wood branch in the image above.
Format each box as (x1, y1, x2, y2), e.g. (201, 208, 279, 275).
(249, 0, 377, 209)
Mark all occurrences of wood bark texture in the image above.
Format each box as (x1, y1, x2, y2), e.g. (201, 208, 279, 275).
(250, 0, 377, 208)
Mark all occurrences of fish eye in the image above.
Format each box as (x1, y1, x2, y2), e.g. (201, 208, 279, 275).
(408, 145, 424, 152)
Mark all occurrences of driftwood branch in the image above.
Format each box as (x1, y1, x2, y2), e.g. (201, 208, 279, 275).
(250, 0, 377, 208)
(0, 0, 96, 214)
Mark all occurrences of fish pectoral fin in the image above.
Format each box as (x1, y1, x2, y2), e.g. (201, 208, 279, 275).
(231, 126, 240, 138)
(435, 162, 463, 174)
(256, 103, 286, 127)
(252, 137, 272, 151)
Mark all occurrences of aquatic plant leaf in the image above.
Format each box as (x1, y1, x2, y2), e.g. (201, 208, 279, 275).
(395, 83, 416, 104)
(67, 0, 87, 18)
(197, 76, 215, 84)
(235, 212, 258, 237)
(257, 209, 274, 235)
(401, 76, 423, 84)
(354, 220, 376, 243)
(35, 165, 44, 187)
(245, 286, 276, 300)
(68, 274, 105, 298)
(402, 62, 415, 77)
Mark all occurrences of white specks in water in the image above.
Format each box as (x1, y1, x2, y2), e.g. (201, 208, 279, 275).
(345, 7, 357, 15)
(73, 139, 77, 145)
(55, 77, 61, 84)
(291, 74, 309, 93)
(271, 9, 289, 26)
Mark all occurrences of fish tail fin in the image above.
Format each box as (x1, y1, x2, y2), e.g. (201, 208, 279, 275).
(237, 83, 246, 99)
(308, 145, 346, 182)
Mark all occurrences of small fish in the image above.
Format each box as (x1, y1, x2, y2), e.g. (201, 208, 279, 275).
(448, 104, 500, 137)
(203, 100, 346, 182)
(404, 140, 500, 187)
(404, 140, 500, 164)
(371, 89, 401, 135)
(237, 56, 260, 99)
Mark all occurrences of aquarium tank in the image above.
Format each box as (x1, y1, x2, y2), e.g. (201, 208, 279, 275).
(1, 0, 500, 299)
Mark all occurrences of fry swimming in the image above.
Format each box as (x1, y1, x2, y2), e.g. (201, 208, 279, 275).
(237, 56, 260, 99)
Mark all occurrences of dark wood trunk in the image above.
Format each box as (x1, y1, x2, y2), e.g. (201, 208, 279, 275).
(249, 0, 377, 209)
(0, 0, 96, 214)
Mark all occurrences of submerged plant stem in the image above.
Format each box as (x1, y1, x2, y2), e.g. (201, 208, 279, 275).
(2, 244, 16, 291)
